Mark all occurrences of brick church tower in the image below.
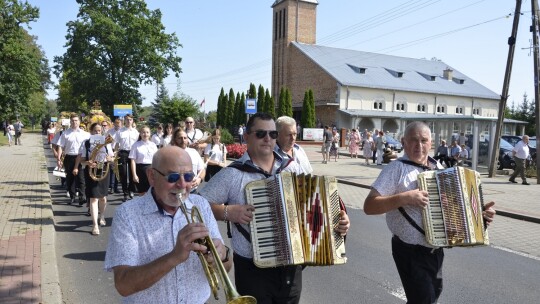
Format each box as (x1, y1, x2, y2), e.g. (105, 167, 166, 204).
(271, 0, 318, 100)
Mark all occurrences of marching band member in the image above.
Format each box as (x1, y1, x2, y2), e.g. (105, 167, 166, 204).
(170, 129, 205, 193)
(129, 126, 158, 195)
(114, 114, 139, 202)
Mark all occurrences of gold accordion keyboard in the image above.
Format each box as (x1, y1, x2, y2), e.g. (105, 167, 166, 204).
(245, 172, 347, 268)
(418, 167, 489, 248)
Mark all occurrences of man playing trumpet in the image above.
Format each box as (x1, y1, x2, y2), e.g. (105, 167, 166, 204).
(104, 146, 231, 303)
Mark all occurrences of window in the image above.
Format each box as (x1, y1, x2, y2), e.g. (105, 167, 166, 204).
(417, 103, 427, 113)
(455, 106, 464, 115)
(472, 108, 481, 115)
(373, 101, 383, 110)
(436, 105, 446, 114)
(396, 102, 405, 112)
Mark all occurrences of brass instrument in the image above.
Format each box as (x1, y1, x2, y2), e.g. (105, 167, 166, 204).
(88, 135, 114, 181)
(177, 194, 256, 304)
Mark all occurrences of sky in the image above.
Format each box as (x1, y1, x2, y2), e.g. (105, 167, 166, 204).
(25, 0, 537, 112)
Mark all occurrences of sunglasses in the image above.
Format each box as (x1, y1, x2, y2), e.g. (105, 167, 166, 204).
(153, 168, 195, 183)
(251, 130, 278, 139)
(185, 121, 194, 124)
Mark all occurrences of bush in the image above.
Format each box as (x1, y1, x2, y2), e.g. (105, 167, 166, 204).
(220, 128, 234, 144)
(226, 143, 246, 159)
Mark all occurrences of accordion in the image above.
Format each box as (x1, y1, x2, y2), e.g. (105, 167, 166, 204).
(417, 167, 489, 248)
(245, 172, 347, 268)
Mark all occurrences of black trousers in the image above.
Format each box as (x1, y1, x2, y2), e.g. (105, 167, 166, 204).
(434, 154, 450, 167)
(233, 254, 302, 304)
(63, 155, 85, 199)
(118, 150, 134, 195)
(392, 236, 444, 304)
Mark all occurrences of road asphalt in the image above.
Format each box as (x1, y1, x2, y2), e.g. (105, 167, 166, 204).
(0, 133, 538, 303)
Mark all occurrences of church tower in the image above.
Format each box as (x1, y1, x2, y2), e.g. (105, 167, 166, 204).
(271, 0, 318, 101)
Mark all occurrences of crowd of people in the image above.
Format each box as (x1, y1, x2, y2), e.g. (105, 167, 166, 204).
(41, 113, 499, 303)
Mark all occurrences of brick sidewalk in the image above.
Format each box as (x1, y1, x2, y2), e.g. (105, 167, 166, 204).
(0, 133, 61, 303)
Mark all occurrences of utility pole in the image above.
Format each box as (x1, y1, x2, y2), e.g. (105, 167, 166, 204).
(489, 0, 522, 177)
(532, 0, 540, 183)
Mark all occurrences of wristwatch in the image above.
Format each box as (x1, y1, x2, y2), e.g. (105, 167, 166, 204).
(221, 245, 230, 263)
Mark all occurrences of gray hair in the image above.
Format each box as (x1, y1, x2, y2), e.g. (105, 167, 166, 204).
(403, 121, 431, 139)
(275, 116, 296, 131)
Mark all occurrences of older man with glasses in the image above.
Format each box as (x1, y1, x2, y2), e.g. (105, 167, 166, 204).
(199, 112, 350, 303)
(184, 117, 207, 153)
(104, 146, 231, 303)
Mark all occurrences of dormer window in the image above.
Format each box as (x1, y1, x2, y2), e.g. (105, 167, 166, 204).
(417, 103, 427, 113)
(396, 102, 405, 112)
(385, 68, 405, 78)
(348, 64, 366, 74)
(397, 72, 404, 78)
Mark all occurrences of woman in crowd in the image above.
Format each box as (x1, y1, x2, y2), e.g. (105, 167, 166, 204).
(203, 129, 228, 182)
(151, 123, 164, 148)
(74, 122, 114, 235)
(161, 123, 173, 147)
(47, 122, 56, 145)
(348, 129, 361, 158)
(361, 132, 374, 165)
(129, 125, 158, 195)
(329, 128, 340, 162)
(6, 121, 15, 146)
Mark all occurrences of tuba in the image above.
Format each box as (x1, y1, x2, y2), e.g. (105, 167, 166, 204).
(88, 135, 114, 181)
(177, 194, 257, 304)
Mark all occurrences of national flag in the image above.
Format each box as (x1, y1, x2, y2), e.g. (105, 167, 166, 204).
(199, 98, 205, 107)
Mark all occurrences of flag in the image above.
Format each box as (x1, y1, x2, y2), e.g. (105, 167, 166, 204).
(200, 98, 205, 107)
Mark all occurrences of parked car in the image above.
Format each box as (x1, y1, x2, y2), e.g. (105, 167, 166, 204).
(502, 135, 536, 162)
(384, 135, 403, 152)
(501, 135, 522, 147)
(465, 135, 515, 170)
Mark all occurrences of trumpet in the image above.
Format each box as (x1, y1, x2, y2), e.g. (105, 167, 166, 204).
(177, 194, 256, 304)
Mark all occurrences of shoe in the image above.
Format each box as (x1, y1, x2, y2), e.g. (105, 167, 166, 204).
(522, 181, 530, 185)
(99, 218, 106, 226)
(85, 208, 91, 216)
(78, 196, 86, 206)
(129, 192, 134, 199)
(108, 188, 113, 194)
(69, 198, 75, 205)
(114, 189, 121, 194)
(92, 227, 100, 235)
(122, 195, 128, 202)
(66, 191, 70, 198)
(509, 178, 517, 184)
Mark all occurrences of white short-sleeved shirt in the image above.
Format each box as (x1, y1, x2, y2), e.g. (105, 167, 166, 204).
(128, 141, 158, 164)
(371, 156, 441, 248)
(57, 128, 91, 156)
(115, 127, 139, 151)
(151, 133, 163, 146)
(185, 147, 205, 174)
(104, 190, 222, 304)
(198, 152, 302, 258)
(203, 143, 227, 163)
(513, 140, 530, 160)
(78, 135, 114, 162)
(274, 143, 313, 174)
(186, 128, 204, 145)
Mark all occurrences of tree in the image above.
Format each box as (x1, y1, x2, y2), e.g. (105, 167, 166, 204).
(150, 83, 170, 123)
(264, 89, 275, 118)
(257, 84, 265, 113)
(301, 89, 316, 128)
(158, 92, 199, 125)
(248, 83, 257, 99)
(216, 88, 225, 127)
(53, 0, 182, 116)
(283, 88, 293, 117)
(506, 93, 536, 135)
(0, 1, 50, 122)
(227, 88, 235, 129)
(238, 92, 246, 125)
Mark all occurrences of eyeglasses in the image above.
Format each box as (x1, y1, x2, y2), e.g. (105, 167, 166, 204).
(185, 121, 194, 124)
(152, 168, 195, 183)
(251, 130, 278, 139)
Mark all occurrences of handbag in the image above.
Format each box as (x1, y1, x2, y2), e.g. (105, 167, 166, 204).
(9, 130, 15, 136)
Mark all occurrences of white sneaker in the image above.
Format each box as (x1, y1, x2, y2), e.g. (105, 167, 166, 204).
(99, 218, 106, 226)
(66, 191, 70, 198)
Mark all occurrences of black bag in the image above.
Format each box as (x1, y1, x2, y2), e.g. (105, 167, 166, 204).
(205, 164, 223, 182)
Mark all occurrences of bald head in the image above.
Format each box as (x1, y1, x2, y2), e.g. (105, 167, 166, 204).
(152, 146, 192, 171)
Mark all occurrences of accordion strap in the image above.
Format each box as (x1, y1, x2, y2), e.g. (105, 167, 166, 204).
(397, 159, 431, 235)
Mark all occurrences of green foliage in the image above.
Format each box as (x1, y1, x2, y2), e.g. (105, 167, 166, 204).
(301, 89, 316, 128)
(238, 92, 246, 125)
(0, 1, 50, 121)
(216, 88, 225, 127)
(249, 83, 257, 99)
(227, 88, 235, 128)
(158, 92, 199, 125)
(257, 84, 265, 113)
(277, 87, 292, 117)
(220, 128, 234, 144)
(506, 93, 536, 135)
(53, 0, 182, 116)
(151, 84, 170, 123)
(265, 89, 275, 118)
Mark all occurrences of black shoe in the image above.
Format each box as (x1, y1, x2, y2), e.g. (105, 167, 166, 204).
(85, 208, 91, 216)
(69, 198, 75, 205)
(108, 188, 113, 194)
(509, 179, 517, 184)
(78, 196, 86, 206)
(114, 189, 121, 194)
(522, 181, 530, 185)
(122, 195, 128, 202)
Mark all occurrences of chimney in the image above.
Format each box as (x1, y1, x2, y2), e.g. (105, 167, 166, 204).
(443, 68, 453, 81)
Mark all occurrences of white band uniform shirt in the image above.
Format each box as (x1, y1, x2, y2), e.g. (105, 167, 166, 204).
(198, 152, 302, 259)
(185, 147, 205, 176)
(57, 128, 91, 155)
(151, 133, 163, 146)
(128, 141, 158, 164)
(162, 135, 172, 147)
(79, 135, 114, 162)
(203, 143, 227, 162)
(186, 128, 204, 145)
(513, 140, 530, 160)
(274, 143, 313, 174)
(104, 190, 223, 304)
(115, 127, 139, 151)
(107, 128, 120, 143)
